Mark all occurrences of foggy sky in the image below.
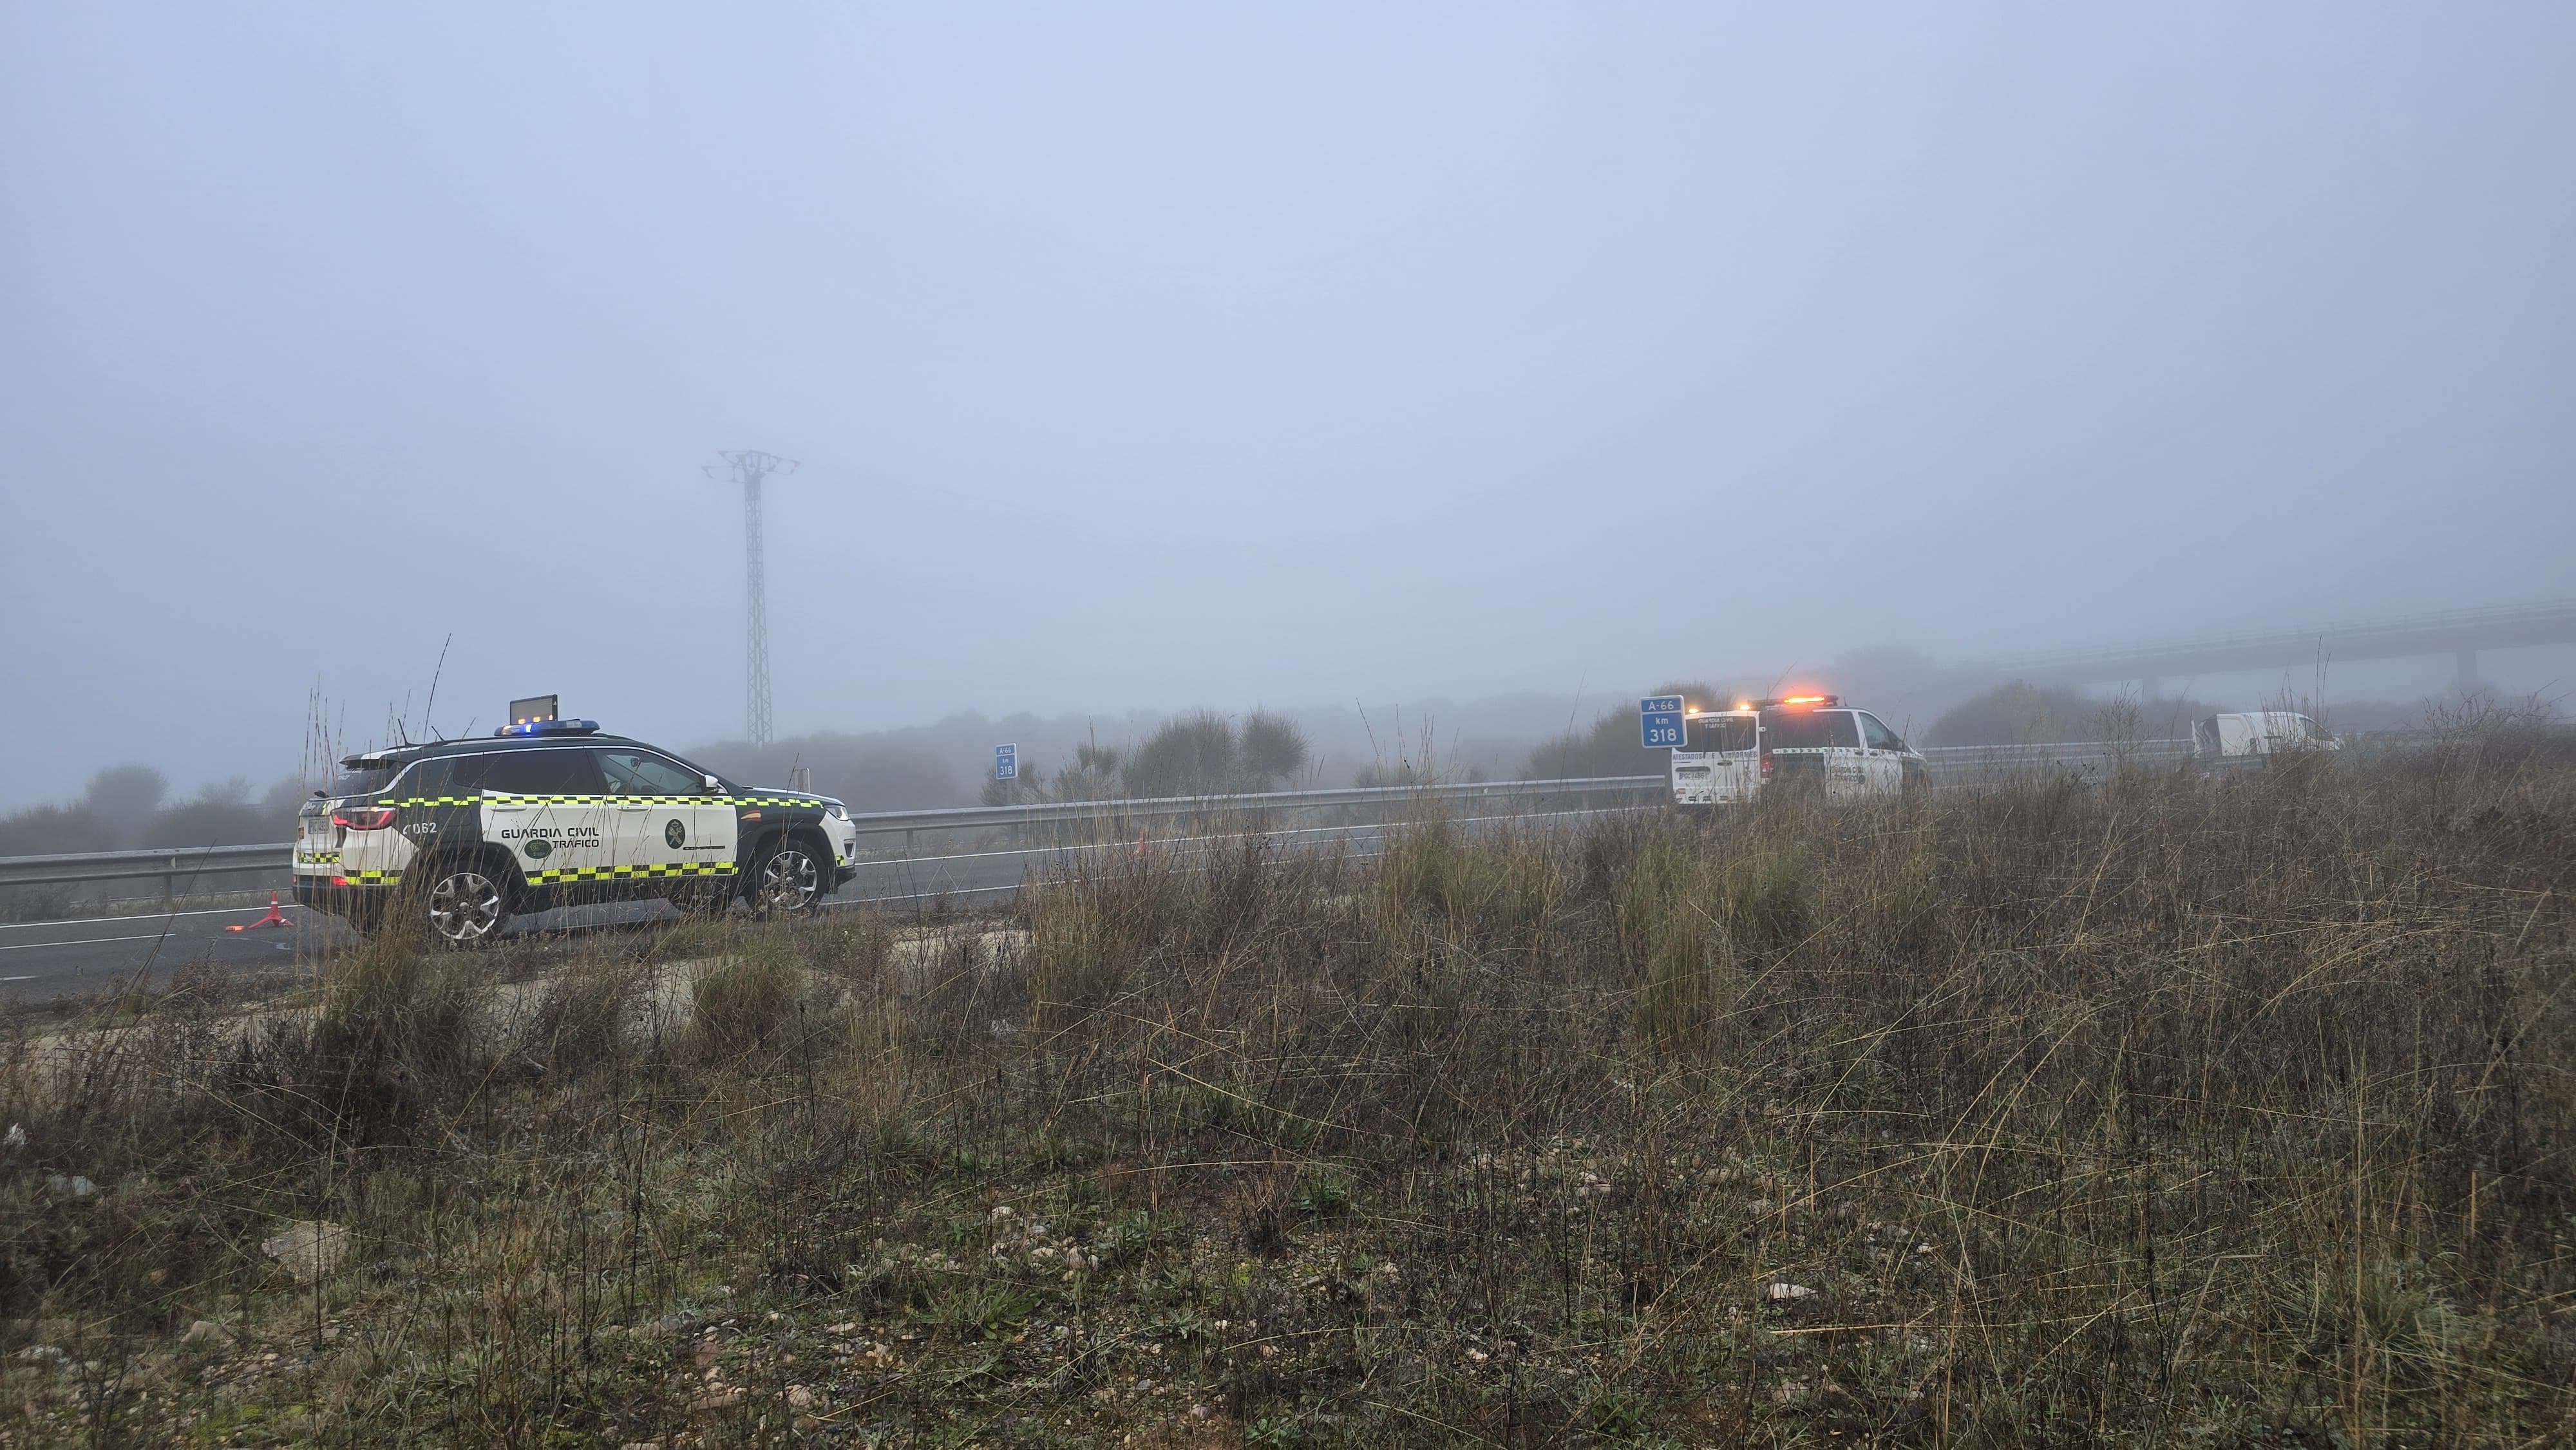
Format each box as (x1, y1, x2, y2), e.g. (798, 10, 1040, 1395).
(5, 4, 2572, 804)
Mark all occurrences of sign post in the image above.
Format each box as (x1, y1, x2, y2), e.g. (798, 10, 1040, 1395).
(995, 743, 1019, 809)
(1639, 696, 1685, 750)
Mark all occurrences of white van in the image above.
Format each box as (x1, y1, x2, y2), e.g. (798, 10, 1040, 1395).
(1670, 696, 1928, 806)
(1670, 707, 1761, 806)
(2192, 712, 2338, 758)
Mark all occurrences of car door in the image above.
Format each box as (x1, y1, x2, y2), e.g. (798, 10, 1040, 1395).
(475, 748, 613, 894)
(1857, 712, 1911, 795)
(594, 747, 737, 886)
(1819, 710, 1870, 800)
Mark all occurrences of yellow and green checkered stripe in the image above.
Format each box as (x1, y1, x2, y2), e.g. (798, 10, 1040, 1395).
(525, 862, 739, 886)
(296, 850, 341, 865)
(380, 793, 827, 809)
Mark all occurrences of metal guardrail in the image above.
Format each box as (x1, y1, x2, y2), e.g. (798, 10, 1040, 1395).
(0, 777, 1669, 895)
(0, 842, 292, 891)
(1917, 739, 2197, 780)
(842, 774, 1664, 838)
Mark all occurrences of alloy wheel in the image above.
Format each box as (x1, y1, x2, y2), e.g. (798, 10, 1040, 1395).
(426, 870, 506, 945)
(756, 847, 821, 916)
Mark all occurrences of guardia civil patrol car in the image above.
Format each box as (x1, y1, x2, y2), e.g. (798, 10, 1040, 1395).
(1669, 695, 1929, 808)
(291, 702, 861, 945)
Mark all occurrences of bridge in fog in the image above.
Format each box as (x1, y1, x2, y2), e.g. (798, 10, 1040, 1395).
(1995, 602, 2576, 695)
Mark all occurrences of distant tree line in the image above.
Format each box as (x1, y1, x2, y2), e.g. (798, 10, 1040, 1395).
(1522, 682, 1720, 779)
(1922, 683, 2229, 746)
(0, 766, 306, 858)
(982, 709, 1311, 805)
(0, 711, 1314, 860)
(687, 739, 964, 816)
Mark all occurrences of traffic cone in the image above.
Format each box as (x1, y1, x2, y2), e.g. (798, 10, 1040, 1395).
(225, 892, 294, 932)
(1133, 829, 1148, 858)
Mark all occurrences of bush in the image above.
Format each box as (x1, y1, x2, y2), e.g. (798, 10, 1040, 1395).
(1239, 710, 1310, 789)
(687, 948, 806, 1062)
(1124, 711, 1238, 797)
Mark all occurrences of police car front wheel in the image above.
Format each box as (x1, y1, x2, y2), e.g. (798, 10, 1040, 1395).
(750, 842, 825, 917)
(424, 867, 511, 946)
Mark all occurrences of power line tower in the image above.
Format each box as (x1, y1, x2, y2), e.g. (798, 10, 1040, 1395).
(705, 450, 799, 746)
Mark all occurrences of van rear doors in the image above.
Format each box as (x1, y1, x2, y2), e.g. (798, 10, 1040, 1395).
(1672, 709, 1761, 806)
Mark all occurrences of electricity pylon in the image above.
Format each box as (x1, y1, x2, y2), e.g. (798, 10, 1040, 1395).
(706, 451, 798, 746)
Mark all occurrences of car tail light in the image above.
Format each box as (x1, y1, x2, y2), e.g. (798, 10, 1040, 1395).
(1760, 753, 1775, 780)
(334, 805, 397, 831)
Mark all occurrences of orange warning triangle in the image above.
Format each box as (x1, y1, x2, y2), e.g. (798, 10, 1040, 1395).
(225, 892, 294, 932)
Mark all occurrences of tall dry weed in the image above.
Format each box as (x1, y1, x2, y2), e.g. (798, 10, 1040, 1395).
(1, 739, 2570, 1445)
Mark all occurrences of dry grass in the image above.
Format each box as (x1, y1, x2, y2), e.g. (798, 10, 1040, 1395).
(1, 731, 2571, 1447)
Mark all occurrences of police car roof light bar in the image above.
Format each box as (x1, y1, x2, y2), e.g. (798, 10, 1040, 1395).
(1741, 695, 1841, 711)
(493, 719, 602, 738)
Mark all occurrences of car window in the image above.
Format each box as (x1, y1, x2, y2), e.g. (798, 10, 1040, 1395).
(1684, 715, 1757, 753)
(406, 755, 470, 796)
(476, 749, 605, 796)
(329, 760, 403, 796)
(597, 749, 708, 796)
(1859, 713, 1906, 752)
(1763, 710, 1860, 749)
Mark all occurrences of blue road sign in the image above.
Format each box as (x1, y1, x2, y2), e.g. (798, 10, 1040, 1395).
(1639, 696, 1686, 749)
(995, 744, 1018, 781)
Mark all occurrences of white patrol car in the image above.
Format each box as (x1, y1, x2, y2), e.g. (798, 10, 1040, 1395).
(1669, 695, 1929, 807)
(292, 702, 863, 945)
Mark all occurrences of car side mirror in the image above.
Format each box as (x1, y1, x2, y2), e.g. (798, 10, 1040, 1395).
(703, 775, 723, 793)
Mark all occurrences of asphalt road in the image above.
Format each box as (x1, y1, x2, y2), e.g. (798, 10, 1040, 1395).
(0, 901, 341, 998)
(0, 809, 1622, 1001)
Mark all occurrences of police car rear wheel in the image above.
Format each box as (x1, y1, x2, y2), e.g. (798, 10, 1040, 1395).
(425, 868, 509, 946)
(750, 842, 823, 917)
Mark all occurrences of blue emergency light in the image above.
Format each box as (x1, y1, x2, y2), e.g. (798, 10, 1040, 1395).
(495, 718, 601, 738)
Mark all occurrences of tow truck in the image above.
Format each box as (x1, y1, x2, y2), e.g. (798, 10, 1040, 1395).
(1668, 694, 1929, 808)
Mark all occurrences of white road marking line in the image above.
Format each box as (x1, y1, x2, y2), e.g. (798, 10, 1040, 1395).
(0, 937, 165, 958)
(0, 937, 261, 958)
(0, 903, 300, 932)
